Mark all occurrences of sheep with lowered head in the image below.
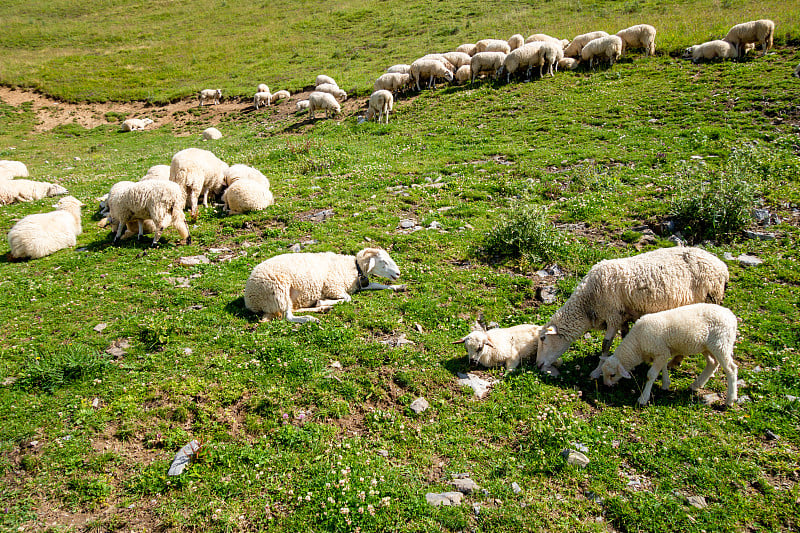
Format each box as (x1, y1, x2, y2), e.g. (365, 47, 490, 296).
(254, 91, 272, 109)
(723, 19, 775, 57)
(476, 38, 512, 54)
(558, 57, 580, 71)
(499, 43, 543, 82)
(563, 31, 609, 57)
(222, 179, 274, 215)
(224, 164, 270, 189)
(366, 90, 393, 124)
(536, 246, 729, 376)
(590, 303, 739, 407)
(453, 319, 542, 371)
(120, 118, 153, 132)
(454, 64, 472, 84)
(470, 51, 507, 83)
(0, 179, 68, 206)
(257, 83, 270, 94)
(198, 89, 222, 106)
(169, 147, 228, 218)
(296, 100, 310, 111)
(7, 196, 84, 259)
(374, 73, 412, 94)
(308, 91, 341, 119)
(0, 160, 29, 179)
(580, 35, 623, 69)
(386, 64, 411, 74)
(110, 180, 190, 247)
(456, 43, 478, 56)
(682, 40, 737, 63)
(314, 83, 347, 101)
(270, 90, 290, 104)
(508, 34, 525, 51)
(244, 248, 405, 323)
(615, 24, 656, 56)
(140, 165, 170, 182)
(315, 75, 338, 87)
(410, 59, 454, 90)
(525, 34, 569, 49)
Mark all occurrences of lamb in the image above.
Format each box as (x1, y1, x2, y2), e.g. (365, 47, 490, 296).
(589, 303, 739, 407)
(202, 127, 222, 140)
(169, 147, 228, 218)
(198, 89, 222, 106)
(257, 83, 270, 94)
(563, 31, 610, 57)
(558, 57, 580, 71)
(536, 246, 729, 375)
(580, 35, 623, 69)
(270, 90, 290, 104)
(98, 180, 157, 240)
(374, 73, 412, 94)
(470, 51, 507, 83)
(410, 59, 454, 90)
(615, 24, 657, 56)
(453, 320, 542, 371)
(386, 64, 411, 74)
(314, 83, 347, 101)
(110, 180, 190, 246)
(140, 165, 170, 181)
(366, 90, 393, 124)
(7, 196, 84, 259)
(442, 52, 472, 69)
(476, 39, 512, 54)
(221, 179, 274, 215)
(308, 91, 341, 118)
(682, 40, 737, 63)
(254, 91, 272, 109)
(0, 160, 29, 179)
(120, 118, 153, 132)
(0, 179, 68, 205)
(723, 19, 775, 57)
(499, 43, 543, 82)
(244, 248, 404, 323)
(454, 64, 472, 84)
(315, 75, 338, 87)
(456, 43, 478, 56)
(223, 164, 270, 188)
(296, 100, 310, 111)
(508, 34, 525, 51)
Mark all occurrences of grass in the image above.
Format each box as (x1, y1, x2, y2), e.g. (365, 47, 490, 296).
(1, 1, 800, 532)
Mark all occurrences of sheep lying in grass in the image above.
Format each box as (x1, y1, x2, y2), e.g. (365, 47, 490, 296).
(0, 160, 29, 179)
(314, 83, 347, 101)
(120, 118, 154, 132)
(7, 196, 84, 259)
(615, 24, 656, 56)
(374, 73, 412, 94)
(470, 51, 507, 83)
(366, 90, 393, 124)
(410, 59, 454, 90)
(315, 75, 337, 87)
(244, 248, 405, 323)
(308, 92, 341, 119)
(590, 303, 739, 407)
(723, 19, 775, 57)
(169, 147, 228, 218)
(536, 247, 729, 376)
(580, 35, 623, 69)
(683, 40, 737, 63)
(454, 320, 542, 371)
(563, 31, 609, 57)
(110, 180, 190, 247)
(254, 91, 272, 109)
(222, 178, 274, 215)
(198, 89, 222, 106)
(270, 90, 290, 104)
(0, 179, 68, 205)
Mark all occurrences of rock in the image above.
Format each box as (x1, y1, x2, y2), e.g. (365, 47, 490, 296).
(538, 286, 558, 304)
(668, 234, 685, 246)
(686, 495, 708, 509)
(28, 440, 39, 448)
(456, 372, 494, 399)
(410, 397, 430, 414)
(723, 252, 734, 260)
(744, 230, 776, 241)
(105, 338, 130, 358)
(379, 334, 415, 348)
(330, 361, 342, 369)
(752, 366, 762, 373)
(472, 503, 481, 516)
(700, 393, 721, 405)
(93, 323, 108, 333)
(428, 221, 442, 230)
(737, 254, 763, 267)
(736, 395, 750, 404)
(288, 243, 302, 253)
(202, 127, 222, 140)
(584, 490, 604, 504)
(452, 478, 479, 494)
(786, 395, 798, 402)
(208, 247, 231, 254)
(752, 208, 770, 225)
(561, 449, 590, 468)
(511, 482, 521, 494)
(179, 255, 210, 266)
(425, 492, 463, 506)
(764, 429, 780, 441)
(307, 209, 334, 223)
(399, 219, 416, 229)
(91, 398, 100, 409)
(535, 270, 549, 278)
(168, 440, 201, 476)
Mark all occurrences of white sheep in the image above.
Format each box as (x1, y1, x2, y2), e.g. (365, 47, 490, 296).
(454, 64, 472, 84)
(169, 147, 228, 218)
(386, 64, 411, 74)
(223, 164, 270, 188)
(110, 180, 190, 246)
(270, 90, 290, 104)
(476, 39, 512, 54)
(508, 34, 525, 51)
(198, 89, 222, 106)
(202, 127, 222, 140)
(682, 40, 738, 63)
(257, 83, 270, 94)
(244, 248, 404, 323)
(456, 43, 478, 56)
(563, 31, 610, 57)
(536, 246, 729, 375)
(7, 196, 84, 259)
(580, 35, 623, 69)
(314, 83, 347, 101)
(418, 54, 456, 73)
(615, 24, 656, 56)
(366, 90, 393, 124)
(120, 118, 154, 132)
(0, 179, 68, 205)
(499, 43, 543, 82)
(558, 57, 580, 71)
(525, 34, 569, 49)
(99, 180, 158, 240)
(539, 41, 562, 77)
(140, 165, 171, 181)
(0, 160, 29, 179)
(254, 91, 272, 109)
(723, 19, 775, 57)
(222, 179, 274, 215)
(470, 51, 507, 83)
(453, 320, 542, 371)
(296, 100, 310, 111)
(589, 303, 739, 407)
(442, 52, 472, 69)
(374, 73, 412, 94)
(308, 91, 341, 119)
(315, 75, 338, 87)
(410, 59, 454, 90)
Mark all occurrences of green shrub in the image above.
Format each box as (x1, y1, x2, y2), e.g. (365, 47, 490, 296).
(475, 204, 566, 265)
(16, 344, 110, 393)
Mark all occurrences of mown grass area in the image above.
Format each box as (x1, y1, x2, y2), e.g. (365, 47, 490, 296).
(1, 2, 800, 532)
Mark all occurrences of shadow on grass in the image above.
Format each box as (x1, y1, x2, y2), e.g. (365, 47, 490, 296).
(225, 296, 259, 321)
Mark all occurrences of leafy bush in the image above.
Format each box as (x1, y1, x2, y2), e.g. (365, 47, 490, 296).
(16, 344, 110, 393)
(475, 204, 566, 265)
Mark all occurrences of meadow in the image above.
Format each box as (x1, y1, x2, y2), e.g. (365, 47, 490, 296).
(0, 0, 799, 531)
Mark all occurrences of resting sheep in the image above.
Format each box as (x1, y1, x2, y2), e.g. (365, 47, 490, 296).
(580, 35, 623, 69)
(270, 90, 290, 104)
(0, 160, 29, 179)
(366, 90, 393, 124)
(476, 38, 512, 54)
(120, 118, 153, 132)
(224, 164, 270, 188)
(202, 127, 222, 140)
(374, 73, 412, 94)
(315, 75, 338, 87)
(244, 248, 404, 323)
(536, 246, 729, 375)
(254, 91, 272, 109)
(198, 89, 222, 106)
(410, 59, 454, 90)
(615, 24, 656, 56)
(169, 147, 228, 218)
(563, 31, 609, 57)
(314, 83, 347, 101)
(589, 303, 739, 407)
(221, 179, 274, 215)
(0, 179, 68, 205)
(683, 40, 737, 63)
(723, 19, 775, 57)
(110, 180, 190, 247)
(308, 91, 341, 118)
(453, 320, 542, 371)
(7, 196, 84, 260)
(470, 51, 507, 83)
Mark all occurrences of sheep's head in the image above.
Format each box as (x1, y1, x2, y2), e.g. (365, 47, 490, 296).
(55, 196, 85, 209)
(452, 321, 497, 367)
(359, 248, 400, 282)
(536, 324, 571, 373)
(590, 356, 631, 386)
(47, 184, 69, 197)
(682, 46, 696, 58)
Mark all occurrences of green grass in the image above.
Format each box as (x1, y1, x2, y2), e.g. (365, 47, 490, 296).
(1, 1, 800, 532)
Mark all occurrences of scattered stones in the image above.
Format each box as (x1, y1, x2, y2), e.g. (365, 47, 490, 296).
(561, 448, 590, 468)
(744, 230, 776, 241)
(723, 252, 735, 260)
(105, 338, 130, 358)
(538, 286, 558, 305)
(686, 495, 708, 509)
(456, 372, 495, 399)
(511, 482, 522, 494)
(428, 221, 442, 230)
(306, 209, 334, 223)
(208, 247, 231, 254)
(399, 219, 416, 229)
(584, 490, 604, 504)
(569, 442, 589, 454)
(379, 334, 415, 348)
(764, 429, 780, 441)
(288, 243, 302, 253)
(168, 440, 201, 476)
(93, 323, 108, 333)
(737, 254, 763, 267)
(425, 492, 463, 507)
(452, 477, 479, 495)
(409, 397, 430, 414)
(179, 255, 209, 266)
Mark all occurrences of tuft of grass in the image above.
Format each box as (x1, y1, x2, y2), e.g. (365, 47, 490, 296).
(474, 205, 567, 266)
(15, 345, 110, 393)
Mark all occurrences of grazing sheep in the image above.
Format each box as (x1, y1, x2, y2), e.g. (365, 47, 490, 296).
(386, 64, 411, 74)
(244, 248, 404, 323)
(589, 303, 739, 407)
(223, 164, 270, 189)
(525, 33, 569, 49)
(536, 247, 729, 375)
(270, 90, 290, 104)
(616, 24, 657, 56)
(476, 38, 512, 54)
(499, 43, 543, 82)
(0, 160, 29, 179)
(308, 91, 341, 118)
(169, 147, 228, 218)
(257, 83, 270, 94)
(580, 35, 623, 69)
(453, 320, 542, 371)
(418, 54, 456, 73)
(366, 90, 393, 124)
(723, 19, 775, 57)
(454, 64, 472, 84)
(315, 75, 338, 87)
(374, 73, 412, 94)
(110, 180, 190, 247)
(314, 83, 347, 101)
(254, 91, 272, 109)
(140, 165, 170, 181)
(456, 43, 478, 56)
(222, 179, 274, 215)
(470, 51, 507, 83)
(198, 89, 222, 106)
(120, 118, 154, 132)
(508, 34, 525, 51)
(0, 179, 68, 206)
(7, 196, 84, 259)
(99, 180, 159, 240)
(682, 40, 738, 63)
(563, 31, 610, 57)
(442, 52, 472, 69)
(296, 100, 310, 111)
(558, 57, 580, 71)
(539, 41, 563, 77)
(202, 127, 222, 140)
(410, 59, 454, 90)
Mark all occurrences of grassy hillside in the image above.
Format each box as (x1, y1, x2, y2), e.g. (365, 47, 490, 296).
(1, 1, 800, 532)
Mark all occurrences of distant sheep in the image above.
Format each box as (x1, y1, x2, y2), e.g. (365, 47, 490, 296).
(314, 83, 347, 101)
(202, 127, 222, 140)
(442, 52, 472, 69)
(508, 34, 525, 51)
(683, 40, 737, 63)
(257, 83, 270, 94)
(456, 43, 478, 56)
(454, 320, 542, 371)
(723, 19, 775, 57)
(0, 160, 29, 180)
(169, 147, 228, 217)
(563, 31, 609, 57)
(525, 34, 569, 49)
(476, 38, 512, 54)
(470, 51, 507, 83)
(7, 196, 84, 260)
(366, 90, 394, 124)
(539, 41, 562, 77)
(386, 64, 411, 74)
(254, 91, 272, 109)
(410, 59, 454, 90)
(270, 90, 290, 104)
(616, 24, 656, 56)
(315, 75, 338, 87)
(580, 35, 623, 69)
(222, 179, 274, 215)
(308, 91, 341, 119)
(374, 73, 412, 94)
(198, 89, 222, 106)
(110, 180, 190, 247)
(0, 179, 68, 205)
(418, 54, 456, 73)
(120, 118, 153, 132)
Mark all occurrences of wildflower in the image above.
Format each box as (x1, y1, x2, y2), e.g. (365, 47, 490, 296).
(340, 507, 350, 515)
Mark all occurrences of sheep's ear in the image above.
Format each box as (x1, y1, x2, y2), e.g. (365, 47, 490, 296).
(366, 257, 376, 273)
(545, 325, 558, 335)
(618, 362, 632, 379)
(483, 338, 496, 349)
(589, 365, 603, 379)
(477, 312, 487, 330)
(451, 337, 467, 345)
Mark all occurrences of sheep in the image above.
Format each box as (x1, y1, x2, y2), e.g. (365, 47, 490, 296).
(615, 24, 656, 56)
(456, 43, 478, 56)
(140, 165, 170, 181)
(563, 31, 609, 57)
(366, 90, 393, 124)
(223, 164, 270, 188)
(254, 91, 272, 109)
(499, 43, 543, 82)
(308, 91, 341, 119)
(589, 303, 739, 407)
(202, 127, 222, 140)
(296, 100, 310, 111)
(453, 320, 542, 371)
(244, 248, 404, 323)
(442, 52, 472, 69)
(374, 73, 412, 94)
(682, 40, 737, 63)
(198, 89, 222, 106)
(418, 54, 456, 73)
(410, 59, 454, 90)
(169, 147, 228, 218)
(314, 83, 347, 101)
(315, 75, 338, 87)
(0, 160, 29, 179)
(723, 19, 775, 57)
(0, 179, 68, 206)
(120, 118, 154, 132)
(558, 57, 580, 71)
(270, 90, 290, 104)
(536, 246, 729, 375)
(454, 64, 472, 84)
(7, 196, 84, 259)
(257, 83, 270, 94)
(525, 34, 569, 49)
(539, 41, 562, 77)
(386, 64, 411, 74)
(508, 34, 525, 51)
(580, 35, 623, 69)
(476, 39, 512, 54)
(110, 180, 190, 247)
(222, 179, 274, 215)
(98, 180, 159, 240)
(470, 51, 507, 83)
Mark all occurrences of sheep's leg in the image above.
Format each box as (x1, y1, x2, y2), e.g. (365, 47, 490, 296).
(202, 189, 209, 208)
(137, 220, 144, 240)
(112, 214, 129, 245)
(639, 357, 669, 406)
(661, 366, 671, 390)
(284, 309, 319, 324)
(690, 352, 719, 391)
(151, 225, 163, 248)
(720, 357, 738, 406)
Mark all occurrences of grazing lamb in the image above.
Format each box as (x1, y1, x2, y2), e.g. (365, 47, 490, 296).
(314, 83, 347, 101)
(7, 196, 84, 259)
(615, 24, 657, 56)
(410, 59, 454, 90)
(198, 89, 222, 106)
(315, 75, 338, 87)
(244, 248, 404, 323)
(499, 43, 543, 82)
(169, 147, 228, 217)
(470, 51, 507, 83)
(120, 118, 153, 132)
(682, 40, 737, 63)
(454, 64, 472, 84)
(589, 303, 739, 407)
(222, 179, 274, 215)
(308, 91, 341, 118)
(257, 83, 270, 94)
(536, 246, 729, 375)
(366, 90, 393, 124)
(110, 180, 190, 247)
(563, 31, 610, 57)
(0, 160, 29, 179)
(270, 90, 290, 104)
(374, 73, 412, 94)
(296, 100, 310, 111)
(580, 35, 623, 69)
(386, 64, 411, 74)
(453, 320, 542, 371)
(254, 91, 272, 109)
(456, 43, 478, 56)
(508, 34, 525, 51)
(223, 164, 270, 188)
(140, 165, 170, 181)
(723, 19, 775, 57)
(558, 57, 580, 71)
(476, 39, 512, 54)
(202, 127, 222, 140)
(0, 179, 68, 205)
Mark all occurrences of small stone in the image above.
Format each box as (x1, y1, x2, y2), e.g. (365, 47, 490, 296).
(428, 221, 442, 230)
(668, 234, 685, 246)
(399, 219, 416, 229)
(752, 366, 762, 373)
(202, 127, 222, 140)
(538, 286, 558, 304)
(752, 208, 770, 224)
(472, 503, 481, 516)
(91, 398, 99, 408)
(535, 270, 549, 278)
(184, 348, 193, 355)
(93, 323, 108, 333)
(452, 477, 479, 494)
(736, 395, 750, 404)
(208, 247, 231, 254)
(737, 254, 763, 267)
(307, 209, 334, 222)
(410, 397, 430, 414)
(786, 395, 798, 402)
(425, 492, 463, 506)
(168, 440, 201, 476)
(723, 252, 734, 260)
(569, 442, 589, 454)
(179, 255, 210, 266)
(686, 495, 708, 509)
(456, 372, 494, 399)
(744, 230, 776, 241)
(330, 361, 342, 369)
(701, 393, 721, 405)
(28, 440, 39, 448)
(511, 482, 521, 494)
(288, 243, 302, 253)
(561, 449, 590, 468)
(764, 429, 780, 441)
(377, 449, 389, 457)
